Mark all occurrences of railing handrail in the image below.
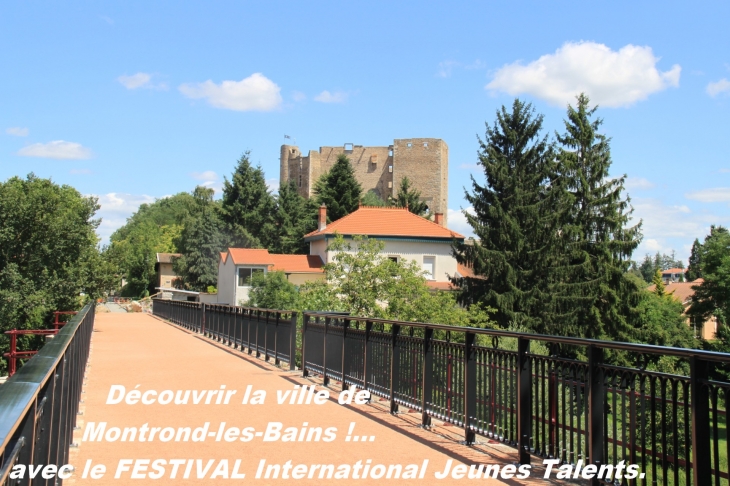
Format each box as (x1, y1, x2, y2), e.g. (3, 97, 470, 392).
(302, 311, 730, 364)
(0, 303, 93, 453)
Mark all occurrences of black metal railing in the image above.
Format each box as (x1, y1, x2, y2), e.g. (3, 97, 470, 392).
(153, 299, 730, 486)
(0, 303, 95, 485)
(152, 300, 298, 369)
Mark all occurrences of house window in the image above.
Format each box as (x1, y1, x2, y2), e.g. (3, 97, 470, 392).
(388, 256, 399, 263)
(238, 267, 264, 286)
(423, 256, 435, 280)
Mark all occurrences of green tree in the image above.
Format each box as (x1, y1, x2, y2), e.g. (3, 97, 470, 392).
(686, 238, 703, 281)
(652, 269, 666, 297)
(554, 93, 642, 340)
(390, 176, 429, 216)
(172, 200, 228, 292)
(246, 271, 299, 310)
(270, 181, 317, 254)
(220, 152, 276, 248)
(688, 226, 730, 333)
(313, 154, 362, 221)
(453, 99, 562, 333)
(0, 174, 111, 374)
(361, 190, 387, 207)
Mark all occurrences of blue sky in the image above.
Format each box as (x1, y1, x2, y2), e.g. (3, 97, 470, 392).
(1, 1, 729, 262)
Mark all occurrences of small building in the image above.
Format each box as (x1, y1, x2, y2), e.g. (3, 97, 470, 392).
(304, 205, 469, 290)
(661, 268, 685, 284)
(648, 278, 719, 340)
(217, 249, 324, 306)
(156, 253, 181, 289)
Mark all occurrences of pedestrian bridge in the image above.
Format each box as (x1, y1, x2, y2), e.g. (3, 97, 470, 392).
(1, 302, 729, 485)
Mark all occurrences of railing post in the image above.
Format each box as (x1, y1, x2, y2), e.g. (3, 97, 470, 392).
(587, 344, 605, 485)
(289, 312, 298, 371)
(691, 356, 711, 486)
(274, 312, 280, 365)
(201, 303, 206, 335)
(421, 327, 434, 427)
(341, 318, 350, 391)
(264, 311, 270, 362)
(323, 317, 330, 386)
(517, 337, 532, 465)
(390, 324, 401, 414)
(301, 313, 309, 377)
(464, 331, 476, 444)
(363, 321, 372, 394)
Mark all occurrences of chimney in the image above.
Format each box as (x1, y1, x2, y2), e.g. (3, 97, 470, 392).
(434, 212, 444, 226)
(318, 204, 327, 231)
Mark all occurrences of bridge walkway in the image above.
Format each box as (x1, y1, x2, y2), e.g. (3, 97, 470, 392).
(68, 312, 554, 485)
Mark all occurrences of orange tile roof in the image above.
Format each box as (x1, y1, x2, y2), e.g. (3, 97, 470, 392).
(647, 278, 704, 304)
(304, 206, 464, 240)
(662, 268, 685, 274)
(223, 248, 323, 273)
(426, 281, 456, 290)
(456, 263, 475, 278)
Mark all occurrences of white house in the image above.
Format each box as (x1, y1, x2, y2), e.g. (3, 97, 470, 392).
(217, 249, 324, 305)
(304, 205, 472, 290)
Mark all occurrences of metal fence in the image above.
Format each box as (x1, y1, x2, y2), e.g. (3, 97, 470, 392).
(153, 299, 730, 486)
(152, 300, 298, 369)
(0, 303, 94, 485)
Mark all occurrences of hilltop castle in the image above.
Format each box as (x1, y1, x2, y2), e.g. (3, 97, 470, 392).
(280, 138, 448, 224)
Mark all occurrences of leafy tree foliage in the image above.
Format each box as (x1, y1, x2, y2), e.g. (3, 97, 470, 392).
(361, 190, 387, 207)
(0, 174, 113, 374)
(270, 181, 317, 254)
(554, 94, 642, 340)
(686, 238, 703, 281)
(246, 271, 299, 310)
(313, 154, 362, 221)
(107, 191, 199, 297)
(172, 188, 228, 291)
(390, 176, 429, 216)
(453, 99, 561, 333)
(651, 269, 666, 297)
(688, 226, 730, 333)
(220, 152, 276, 248)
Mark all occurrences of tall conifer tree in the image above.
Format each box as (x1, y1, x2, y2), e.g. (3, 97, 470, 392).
(555, 93, 641, 340)
(220, 152, 275, 248)
(313, 154, 362, 221)
(270, 181, 318, 254)
(391, 176, 429, 217)
(453, 99, 562, 332)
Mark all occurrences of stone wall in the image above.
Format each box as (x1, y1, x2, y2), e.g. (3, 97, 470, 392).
(280, 138, 448, 223)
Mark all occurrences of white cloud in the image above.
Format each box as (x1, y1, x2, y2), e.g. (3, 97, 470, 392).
(191, 170, 218, 182)
(313, 90, 348, 103)
(17, 140, 92, 160)
(118, 72, 167, 90)
(92, 193, 157, 244)
(685, 187, 730, 203)
(630, 197, 725, 260)
(447, 207, 476, 239)
(179, 73, 282, 111)
(624, 177, 655, 190)
(437, 61, 460, 78)
(6, 127, 29, 137)
(486, 41, 681, 108)
(118, 73, 151, 89)
(707, 78, 730, 97)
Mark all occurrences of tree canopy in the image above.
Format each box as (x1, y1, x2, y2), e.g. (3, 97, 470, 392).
(313, 154, 362, 221)
(0, 174, 113, 374)
(390, 176, 429, 216)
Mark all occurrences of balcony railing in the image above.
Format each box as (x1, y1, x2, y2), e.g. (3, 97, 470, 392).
(153, 299, 730, 486)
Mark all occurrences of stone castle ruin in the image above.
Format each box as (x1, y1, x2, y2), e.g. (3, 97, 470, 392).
(280, 138, 448, 223)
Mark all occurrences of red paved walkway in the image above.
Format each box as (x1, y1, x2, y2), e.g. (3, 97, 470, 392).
(68, 312, 554, 485)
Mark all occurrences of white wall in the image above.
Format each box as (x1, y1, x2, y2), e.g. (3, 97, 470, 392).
(321, 239, 457, 282)
(234, 265, 269, 306)
(216, 256, 236, 305)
